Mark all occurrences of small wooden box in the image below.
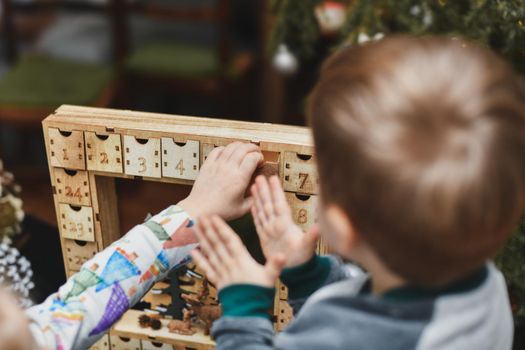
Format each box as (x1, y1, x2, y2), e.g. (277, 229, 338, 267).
(110, 335, 142, 350)
(283, 151, 319, 195)
(284, 192, 318, 231)
(53, 168, 91, 206)
(85, 132, 123, 173)
(124, 135, 161, 178)
(63, 239, 98, 271)
(90, 334, 110, 350)
(58, 204, 95, 242)
(48, 128, 86, 170)
(162, 138, 199, 180)
(142, 340, 174, 350)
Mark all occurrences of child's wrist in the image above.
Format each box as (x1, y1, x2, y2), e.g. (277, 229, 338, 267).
(218, 284, 275, 319)
(280, 255, 332, 299)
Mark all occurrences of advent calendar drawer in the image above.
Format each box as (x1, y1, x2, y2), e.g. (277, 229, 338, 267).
(53, 168, 91, 206)
(161, 138, 199, 180)
(275, 300, 293, 331)
(85, 132, 123, 173)
(124, 135, 161, 178)
(63, 239, 98, 271)
(284, 192, 318, 231)
(90, 334, 110, 350)
(58, 204, 95, 241)
(142, 340, 174, 350)
(47, 128, 86, 170)
(110, 335, 142, 350)
(283, 151, 319, 195)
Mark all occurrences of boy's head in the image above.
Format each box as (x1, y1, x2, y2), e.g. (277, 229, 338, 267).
(308, 36, 525, 286)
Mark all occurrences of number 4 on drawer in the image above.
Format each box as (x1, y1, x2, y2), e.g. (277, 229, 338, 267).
(161, 138, 199, 180)
(283, 152, 319, 195)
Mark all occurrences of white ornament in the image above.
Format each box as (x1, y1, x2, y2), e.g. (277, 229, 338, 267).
(357, 32, 385, 45)
(273, 44, 299, 75)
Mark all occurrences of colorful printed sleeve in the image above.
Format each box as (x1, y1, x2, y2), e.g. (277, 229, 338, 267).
(25, 205, 196, 350)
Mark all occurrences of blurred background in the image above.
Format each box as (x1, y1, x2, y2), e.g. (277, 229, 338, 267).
(0, 1, 524, 347)
(0, 0, 299, 307)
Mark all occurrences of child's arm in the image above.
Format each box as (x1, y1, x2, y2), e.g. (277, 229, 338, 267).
(25, 142, 263, 350)
(251, 176, 351, 309)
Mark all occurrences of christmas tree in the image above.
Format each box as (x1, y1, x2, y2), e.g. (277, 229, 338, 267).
(271, 1, 525, 348)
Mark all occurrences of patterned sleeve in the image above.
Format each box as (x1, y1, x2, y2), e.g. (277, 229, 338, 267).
(25, 205, 197, 350)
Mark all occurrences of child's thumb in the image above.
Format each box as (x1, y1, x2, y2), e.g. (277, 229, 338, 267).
(265, 254, 286, 279)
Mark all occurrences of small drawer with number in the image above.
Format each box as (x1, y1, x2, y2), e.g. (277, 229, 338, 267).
(142, 340, 174, 350)
(48, 128, 86, 170)
(90, 334, 110, 350)
(162, 138, 199, 180)
(110, 335, 142, 350)
(63, 239, 98, 271)
(85, 132, 123, 173)
(283, 152, 319, 195)
(285, 192, 318, 231)
(124, 135, 161, 178)
(58, 204, 95, 241)
(53, 168, 91, 206)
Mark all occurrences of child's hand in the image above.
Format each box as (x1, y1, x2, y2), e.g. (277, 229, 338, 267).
(191, 215, 285, 290)
(251, 175, 319, 268)
(179, 142, 263, 220)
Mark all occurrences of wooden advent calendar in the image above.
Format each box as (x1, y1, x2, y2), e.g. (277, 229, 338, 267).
(42, 105, 326, 350)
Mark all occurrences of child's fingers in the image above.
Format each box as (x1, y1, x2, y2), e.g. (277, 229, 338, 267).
(255, 176, 275, 218)
(191, 249, 219, 286)
(211, 216, 244, 256)
(204, 146, 225, 164)
(251, 206, 268, 242)
(199, 217, 230, 278)
(219, 142, 242, 161)
(240, 151, 264, 178)
(193, 220, 215, 257)
(269, 176, 290, 216)
(253, 184, 269, 225)
(229, 143, 260, 165)
(208, 216, 237, 269)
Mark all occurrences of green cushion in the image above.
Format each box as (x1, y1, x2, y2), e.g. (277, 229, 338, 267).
(125, 42, 221, 78)
(0, 54, 113, 108)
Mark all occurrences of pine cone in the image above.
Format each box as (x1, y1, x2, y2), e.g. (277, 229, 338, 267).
(138, 314, 151, 328)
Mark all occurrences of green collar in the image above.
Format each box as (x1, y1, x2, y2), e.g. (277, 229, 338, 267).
(381, 265, 488, 302)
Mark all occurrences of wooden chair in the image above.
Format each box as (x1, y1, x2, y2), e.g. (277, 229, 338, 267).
(116, 0, 254, 97)
(0, 0, 117, 128)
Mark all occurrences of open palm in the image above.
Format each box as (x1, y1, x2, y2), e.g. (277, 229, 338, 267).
(251, 176, 318, 268)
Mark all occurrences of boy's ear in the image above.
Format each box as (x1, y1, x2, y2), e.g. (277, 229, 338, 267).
(325, 204, 360, 256)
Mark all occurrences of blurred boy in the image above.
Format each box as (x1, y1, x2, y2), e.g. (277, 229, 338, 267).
(192, 36, 525, 349)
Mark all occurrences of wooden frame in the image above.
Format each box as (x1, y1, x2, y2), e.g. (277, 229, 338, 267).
(43, 105, 321, 349)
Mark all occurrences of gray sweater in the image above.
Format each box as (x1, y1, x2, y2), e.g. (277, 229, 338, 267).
(212, 256, 513, 350)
